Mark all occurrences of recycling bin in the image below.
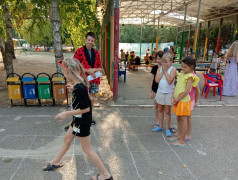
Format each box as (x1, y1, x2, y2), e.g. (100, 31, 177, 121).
(21, 73, 39, 106)
(6, 73, 23, 106)
(36, 73, 52, 106)
(51, 73, 68, 105)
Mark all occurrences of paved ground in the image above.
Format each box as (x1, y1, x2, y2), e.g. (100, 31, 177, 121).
(0, 66, 238, 180)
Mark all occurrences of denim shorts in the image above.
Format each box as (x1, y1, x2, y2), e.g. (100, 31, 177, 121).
(89, 83, 99, 94)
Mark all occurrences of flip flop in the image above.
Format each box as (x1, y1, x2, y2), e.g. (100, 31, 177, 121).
(168, 137, 178, 142)
(171, 142, 185, 148)
(170, 127, 176, 133)
(185, 137, 192, 141)
(43, 163, 63, 171)
(153, 124, 159, 128)
(93, 174, 113, 180)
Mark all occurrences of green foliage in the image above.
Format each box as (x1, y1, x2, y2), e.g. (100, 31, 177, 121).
(20, 19, 53, 47)
(119, 25, 177, 43)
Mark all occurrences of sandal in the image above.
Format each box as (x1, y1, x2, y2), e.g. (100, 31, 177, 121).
(153, 124, 159, 128)
(171, 141, 185, 148)
(170, 127, 176, 133)
(43, 163, 63, 171)
(92, 174, 113, 180)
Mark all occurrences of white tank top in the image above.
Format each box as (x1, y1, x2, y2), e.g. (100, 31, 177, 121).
(157, 66, 175, 93)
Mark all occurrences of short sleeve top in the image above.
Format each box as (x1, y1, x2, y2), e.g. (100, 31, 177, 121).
(174, 73, 199, 102)
(189, 73, 200, 100)
(150, 65, 159, 93)
(72, 83, 92, 125)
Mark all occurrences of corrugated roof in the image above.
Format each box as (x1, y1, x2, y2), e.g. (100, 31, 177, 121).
(97, 0, 238, 26)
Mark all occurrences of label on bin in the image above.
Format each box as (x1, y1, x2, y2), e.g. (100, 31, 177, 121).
(8, 85, 23, 99)
(38, 85, 51, 99)
(53, 85, 66, 99)
(23, 85, 37, 99)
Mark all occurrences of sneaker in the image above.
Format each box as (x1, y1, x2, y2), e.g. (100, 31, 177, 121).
(91, 119, 96, 125)
(166, 129, 172, 137)
(152, 127, 164, 132)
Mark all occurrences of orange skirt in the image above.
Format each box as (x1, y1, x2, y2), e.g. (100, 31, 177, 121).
(173, 100, 191, 116)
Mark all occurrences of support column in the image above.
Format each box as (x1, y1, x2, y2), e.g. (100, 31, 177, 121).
(193, 0, 202, 54)
(216, 18, 222, 53)
(175, 27, 178, 51)
(203, 25, 209, 62)
(187, 25, 190, 56)
(140, 17, 143, 59)
(156, 17, 159, 52)
(232, 15, 238, 42)
(113, 0, 119, 99)
(180, 5, 187, 61)
(110, 1, 114, 89)
(152, 2, 155, 51)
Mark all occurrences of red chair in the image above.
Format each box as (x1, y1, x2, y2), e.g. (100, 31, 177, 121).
(201, 73, 223, 100)
(208, 72, 223, 85)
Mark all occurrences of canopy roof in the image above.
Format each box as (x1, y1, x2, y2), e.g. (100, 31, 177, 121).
(97, 0, 238, 27)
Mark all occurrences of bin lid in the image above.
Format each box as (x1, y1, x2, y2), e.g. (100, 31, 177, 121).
(22, 77, 34, 82)
(52, 77, 64, 82)
(6, 77, 19, 82)
(37, 77, 49, 82)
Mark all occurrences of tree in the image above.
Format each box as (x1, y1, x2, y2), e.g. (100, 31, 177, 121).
(0, 1, 15, 76)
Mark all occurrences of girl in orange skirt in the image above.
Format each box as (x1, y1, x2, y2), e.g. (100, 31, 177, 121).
(170, 57, 199, 147)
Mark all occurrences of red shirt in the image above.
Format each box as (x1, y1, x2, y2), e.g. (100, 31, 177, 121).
(74, 46, 102, 84)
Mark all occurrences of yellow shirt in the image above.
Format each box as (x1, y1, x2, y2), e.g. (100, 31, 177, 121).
(173, 73, 200, 102)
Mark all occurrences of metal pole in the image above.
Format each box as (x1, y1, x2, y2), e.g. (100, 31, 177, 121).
(180, 5, 187, 61)
(113, 0, 119, 99)
(187, 25, 190, 56)
(203, 25, 208, 62)
(232, 15, 238, 42)
(156, 17, 159, 52)
(216, 18, 222, 53)
(140, 17, 143, 59)
(193, 0, 202, 52)
(152, 1, 155, 51)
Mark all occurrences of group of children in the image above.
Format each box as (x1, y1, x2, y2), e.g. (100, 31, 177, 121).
(150, 51, 200, 147)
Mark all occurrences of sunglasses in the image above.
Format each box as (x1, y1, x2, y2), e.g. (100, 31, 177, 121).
(58, 60, 69, 70)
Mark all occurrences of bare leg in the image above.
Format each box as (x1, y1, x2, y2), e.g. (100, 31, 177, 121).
(78, 136, 111, 180)
(44, 126, 75, 167)
(154, 101, 159, 125)
(164, 105, 171, 130)
(178, 116, 187, 144)
(158, 104, 165, 128)
(186, 115, 192, 139)
(90, 93, 95, 108)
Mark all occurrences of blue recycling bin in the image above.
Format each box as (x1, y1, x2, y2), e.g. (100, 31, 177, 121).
(21, 73, 39, 105)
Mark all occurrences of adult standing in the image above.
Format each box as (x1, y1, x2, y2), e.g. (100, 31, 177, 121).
(74, 32, 104, 125)
(222, 41, 238, 96)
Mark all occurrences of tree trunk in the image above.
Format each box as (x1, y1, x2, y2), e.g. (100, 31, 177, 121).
(3, 2, 14, 76)
(50, 0, 63, 73)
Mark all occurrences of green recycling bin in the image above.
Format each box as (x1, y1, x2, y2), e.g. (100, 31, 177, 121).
(36, 73, 52, 105)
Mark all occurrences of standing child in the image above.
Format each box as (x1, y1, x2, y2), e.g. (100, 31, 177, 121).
(154, 53, 176, 137)
(186, 68, 200, 141)
(219, 55, 226, 75)
(43, 58, 113, 180)
(151, 51, 164, 130)
(210, 53, 219, 73)
(170, 56, 199, 147)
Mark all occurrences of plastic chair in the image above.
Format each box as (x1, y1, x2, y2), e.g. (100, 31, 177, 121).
(201, 73, 223, 100)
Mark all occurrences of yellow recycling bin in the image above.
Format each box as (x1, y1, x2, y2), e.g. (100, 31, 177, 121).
(6, 73, 23, 106)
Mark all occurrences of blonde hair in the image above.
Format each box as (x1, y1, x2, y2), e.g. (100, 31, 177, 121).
(61, 58, 90, 88)
(161, 53, 173, 62)
(226, 41, 238, 59)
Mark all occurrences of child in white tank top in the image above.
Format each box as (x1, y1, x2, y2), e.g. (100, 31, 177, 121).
(154, 53, 177, 137)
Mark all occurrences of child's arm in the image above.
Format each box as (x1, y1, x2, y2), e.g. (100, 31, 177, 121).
(55, 108, 90, 121)
(155, 67, 163, 83)
(173, 77, 193, 104)
(194, 85, 200, 103)
(164, 67, 176, 84)
(150, 74, 155, 99)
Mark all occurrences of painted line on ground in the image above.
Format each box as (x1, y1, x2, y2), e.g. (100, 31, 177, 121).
(10, 135, 37, 180)
(123, 134, 142, 180)
(162, 134, 198, 180)
(196, 104, 223, 107)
